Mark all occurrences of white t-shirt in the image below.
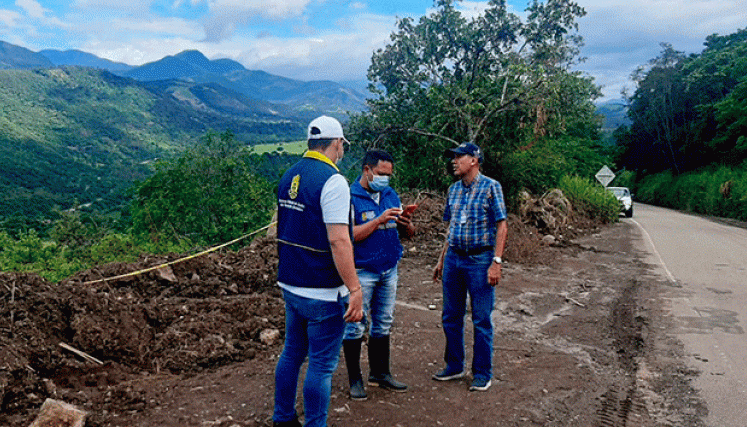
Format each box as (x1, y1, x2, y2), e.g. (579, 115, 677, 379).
(279, 173, 351, 301)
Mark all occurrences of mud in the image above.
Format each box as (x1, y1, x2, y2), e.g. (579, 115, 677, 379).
(0, 193, 705, 426)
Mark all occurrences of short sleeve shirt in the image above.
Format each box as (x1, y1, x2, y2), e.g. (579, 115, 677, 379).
(321, 174, 351, 224)
(444, 173, 507, 250)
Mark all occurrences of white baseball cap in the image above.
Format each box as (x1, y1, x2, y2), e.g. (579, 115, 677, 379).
(307, 115, 349, 143)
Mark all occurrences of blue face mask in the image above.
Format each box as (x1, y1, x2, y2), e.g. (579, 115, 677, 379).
(369, 173, 390, 192)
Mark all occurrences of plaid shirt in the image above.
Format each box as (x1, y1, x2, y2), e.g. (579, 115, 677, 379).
(444, 173, 507, 251)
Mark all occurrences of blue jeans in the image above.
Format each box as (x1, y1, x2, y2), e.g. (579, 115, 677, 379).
(273, 289, 346, 427)
(344, 266, 398, 340)
(441, 249, 495, 381)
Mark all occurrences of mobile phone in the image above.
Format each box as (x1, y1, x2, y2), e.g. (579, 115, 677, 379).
(403, 204, 417, 216)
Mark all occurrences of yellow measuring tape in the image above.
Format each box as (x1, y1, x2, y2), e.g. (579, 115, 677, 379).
(83, 221, 277, 285)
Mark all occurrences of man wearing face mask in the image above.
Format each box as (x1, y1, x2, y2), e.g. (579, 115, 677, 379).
(342, 149, 415, 401)
(273, 115, 363, 427)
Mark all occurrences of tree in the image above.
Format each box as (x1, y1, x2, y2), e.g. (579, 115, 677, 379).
(618, 44, 696, 174)
(618, 30, 747, 174)
(350, 0, 599, 191)
(684, 29, 747, 165)
(130, 131, 274, 246)
(712, 78, 747, 163)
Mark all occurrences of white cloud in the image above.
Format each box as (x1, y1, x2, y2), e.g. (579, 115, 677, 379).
(195, 0, 316, 42)
(73, 0, 153, 11)
(202, 0, 313, 19)
(110, 17, 203, 38)
(84, 37, 204, 65)
(576, 0, 747, 100)
(0, 9, 22, 27)
(232, 13, 395, 81)
(15, 0, 47, 19)
(456, 1, 491, 18)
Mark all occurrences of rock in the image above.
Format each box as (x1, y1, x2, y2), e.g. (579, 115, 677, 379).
(29, 398, 87, 427)
(259, 329, 281, 345)
(156, 266, 177, 282)
(542, 235, 556, 245)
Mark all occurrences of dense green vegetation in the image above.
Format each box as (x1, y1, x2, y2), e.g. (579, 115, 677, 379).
(1, 132, 281, 281)
(0, 67, 308, 236)
(348, 0, 610, 210)
(130, 131, 276, 246)
(620, 167, 747, 221)
(558, 175, 620, 223)
(614, 28, 747, 219)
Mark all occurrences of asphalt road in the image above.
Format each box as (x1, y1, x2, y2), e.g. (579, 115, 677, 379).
(629, 203, 747, 427)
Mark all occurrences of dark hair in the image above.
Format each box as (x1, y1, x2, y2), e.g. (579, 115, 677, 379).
(307, 138, 336, 150)
(362, 149, 394, 170)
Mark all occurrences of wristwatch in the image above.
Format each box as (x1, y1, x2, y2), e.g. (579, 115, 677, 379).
(493, 256, 502, 264)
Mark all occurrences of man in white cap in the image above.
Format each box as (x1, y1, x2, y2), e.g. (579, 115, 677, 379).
(273, 116, 363, 427)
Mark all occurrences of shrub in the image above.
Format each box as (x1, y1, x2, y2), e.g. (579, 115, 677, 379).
(498, 137, 612, 211)
(635, 166, 747, 220)
(558, 175, 620, 223)
(611, 170, 637, 192)
(130, 131, 275, 246)
(637, 171, 676, 208)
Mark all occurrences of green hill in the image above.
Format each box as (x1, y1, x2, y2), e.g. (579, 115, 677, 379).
(0, 66, 307, 232)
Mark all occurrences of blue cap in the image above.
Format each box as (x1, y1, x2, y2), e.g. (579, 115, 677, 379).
(445, 142, 483, 163)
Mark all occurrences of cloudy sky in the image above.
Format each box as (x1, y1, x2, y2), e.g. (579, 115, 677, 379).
(1, 0, 745, 101)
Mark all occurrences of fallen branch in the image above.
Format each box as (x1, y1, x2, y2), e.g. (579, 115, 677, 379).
(59, 342, 104, 365)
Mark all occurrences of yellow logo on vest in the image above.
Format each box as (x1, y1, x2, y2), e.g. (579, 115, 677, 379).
(289, 174, 300, 199)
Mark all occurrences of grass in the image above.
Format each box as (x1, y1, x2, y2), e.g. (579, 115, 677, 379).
(558, 175, 620, 223)
(249, 140, 307, 155)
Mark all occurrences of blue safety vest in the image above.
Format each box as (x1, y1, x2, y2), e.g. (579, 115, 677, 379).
(276, 153, 350, 288)
(350, 179, 403, 273)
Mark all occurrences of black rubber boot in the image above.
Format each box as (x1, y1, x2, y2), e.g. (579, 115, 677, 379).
(367, 335, 408, 392)
(343, 338, 368, 401)
(272, 415, 302, 427)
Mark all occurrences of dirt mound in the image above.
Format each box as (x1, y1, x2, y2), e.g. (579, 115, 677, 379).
(1, 191, 604, 427)
(1, 237, 284, 426)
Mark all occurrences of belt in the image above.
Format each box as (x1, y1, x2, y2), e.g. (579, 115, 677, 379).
(450, 246, 492, 256)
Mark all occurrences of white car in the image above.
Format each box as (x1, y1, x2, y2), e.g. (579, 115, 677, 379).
(608, 186, 633, 218)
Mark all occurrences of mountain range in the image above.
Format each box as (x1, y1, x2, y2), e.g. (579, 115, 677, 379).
(1, 40, 53, 69)
(39, 48, 134, 73)
(1, 39, 372, 231)
(35, 46, 368, 114)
